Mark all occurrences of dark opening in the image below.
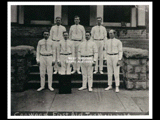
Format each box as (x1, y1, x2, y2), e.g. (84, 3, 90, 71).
(68, 6, 90, 26)
(103, 5, 133, 23)
(24, 5, 54, 24)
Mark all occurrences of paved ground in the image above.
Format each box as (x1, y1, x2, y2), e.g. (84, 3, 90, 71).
(11, 88, 149, 116)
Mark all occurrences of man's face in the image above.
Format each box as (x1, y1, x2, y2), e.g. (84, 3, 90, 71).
(97, 19, 102, 25)
(109, 31, 115, 39)
(56, 18, 61, 25)
(63, 33, 68, 40)
(43, 32, 49, 39)
(86, 33, 90, 40)
(74, 18, 80, 25)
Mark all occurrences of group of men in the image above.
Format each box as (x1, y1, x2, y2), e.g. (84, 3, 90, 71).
(36, 16, 123, 93)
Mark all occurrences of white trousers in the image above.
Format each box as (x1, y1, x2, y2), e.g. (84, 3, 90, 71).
(72, 40, 81, 71)
(39, 55, 53, 88)
(81, 57, 93, 88)
(94, 40, 104, 71)
(53, 41, 60, 72)
(107, 54, 120, 87)
(59, 55, 72, 75)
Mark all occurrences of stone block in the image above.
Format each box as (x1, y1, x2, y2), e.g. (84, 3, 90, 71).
(125, 80, 134, 89)
(146, 80, 149, 89)
(126, 73, 139, 80)
(141, 59, 147, 65)
(135, 81, 147, 89)
(134, 66, 141, 73)
(139, 73, 147, 80)
(141, 65, 147, 73)
(129, 59, 140, 65)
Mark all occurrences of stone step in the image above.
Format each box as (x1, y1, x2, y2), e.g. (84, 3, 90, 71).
(29, 64, 123, 73)
(28, 72, 124, 80)
(27, 80, 125, 89)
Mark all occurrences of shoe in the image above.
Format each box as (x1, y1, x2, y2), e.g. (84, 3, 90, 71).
(77, 71, 81, 74)
(93, 71, 98, 74)
(37, 87, 44, 92)
(115, 87, 119, 93)
(48, 87, 54, 91)
(71, 71, 76, 74)
(105, 86, 112, 91)
(89, 88, 93, 92)
(78, 87, 87, 91)
(100, 71, 104, 74)
(53, 71, 57, 74)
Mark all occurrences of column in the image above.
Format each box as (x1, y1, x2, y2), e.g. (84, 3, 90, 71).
(54, 5, 62, 23)
(137, 5, 145, 26)
(97, 5, 103, 24)
(131, 7, 136, 27)
(18, 6, 24, 24)
(11, 5, 17, 23)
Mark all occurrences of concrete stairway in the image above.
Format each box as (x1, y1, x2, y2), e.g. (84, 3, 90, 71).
(27, 61, 125, 89)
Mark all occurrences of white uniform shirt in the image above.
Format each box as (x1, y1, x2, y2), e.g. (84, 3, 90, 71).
(78, 39, 98, 61)
(59, 39, 74, 55)
(91, 25, 107, 40)
(49, 25, 66, 40)
(104, 38, 123, 60)
(69, 24, 85, 41)
(36, 39, 55, 62)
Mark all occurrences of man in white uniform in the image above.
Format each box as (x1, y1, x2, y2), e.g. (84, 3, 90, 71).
(69, 16, 85, 74)
(104, 29, 123, 93)
(78, 31, 98, 92)
(36, 31, 55, 91)
(49, 17, 66, 74)
(91, 17, 107, 74)
(58, 31, 74, 75)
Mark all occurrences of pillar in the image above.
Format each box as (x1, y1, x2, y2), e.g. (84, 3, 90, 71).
(11, 5, 17, 23)
(97, 5, 103, 24)
(137, 5, 145, 26)
(54, 5, 62, 23)
(131, 7, 136, 27)
(18, 6, 24, 24)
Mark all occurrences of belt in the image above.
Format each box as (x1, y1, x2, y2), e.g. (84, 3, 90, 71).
(71, 39, 81, 41)
(60, 53, 72, 55)
(52, 39, 60, 42)
(40, 53, 53, 56)
(107, 53, 118, 55)
(81, 55, 93, 57)
(94, 39, 104, 41)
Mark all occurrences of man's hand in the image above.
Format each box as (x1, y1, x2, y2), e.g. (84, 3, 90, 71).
(117, 60, 121, 66)
(52, 61, 55, 66)
(37, 61, 40, 66)
(57, 62, 61, 67)
(92, 61, 96, 67)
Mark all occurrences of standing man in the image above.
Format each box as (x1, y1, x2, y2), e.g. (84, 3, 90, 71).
(36, 30, 55, 91)
(58, 31, 74, 75)
(91, 17, 107, 74)
(69, 16, 85, 74)
(49, 17, 66, 74)
(78, 31, 98, 92)
(104, 29, 123, 93)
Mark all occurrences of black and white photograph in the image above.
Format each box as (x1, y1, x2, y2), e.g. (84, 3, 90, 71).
(7, 1, 152, 119)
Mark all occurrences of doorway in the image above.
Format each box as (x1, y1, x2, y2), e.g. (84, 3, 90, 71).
(68, 6, 90, 26)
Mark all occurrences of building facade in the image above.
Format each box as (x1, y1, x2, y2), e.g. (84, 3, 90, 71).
(11, 5, 149, 49)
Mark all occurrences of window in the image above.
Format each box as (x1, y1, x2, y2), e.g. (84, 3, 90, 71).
(24, 5, 54, 25)
(103, 6, 132, 23)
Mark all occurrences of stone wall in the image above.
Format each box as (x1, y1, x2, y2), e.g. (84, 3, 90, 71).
(11, 45, 35, 91)
(11, 25, 147, 39)
(122, 47, 149, 90)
